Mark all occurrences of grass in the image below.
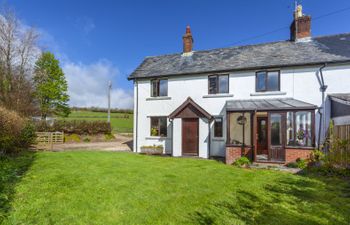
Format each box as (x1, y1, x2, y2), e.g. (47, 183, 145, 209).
(1, 151, 350, 225)
(59, 110, 133, 133)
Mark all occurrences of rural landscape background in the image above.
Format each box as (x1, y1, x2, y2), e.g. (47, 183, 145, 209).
(60, 108, 133, 134)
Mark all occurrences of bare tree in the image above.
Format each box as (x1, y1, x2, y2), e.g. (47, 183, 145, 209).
(0, 5, 40, 115)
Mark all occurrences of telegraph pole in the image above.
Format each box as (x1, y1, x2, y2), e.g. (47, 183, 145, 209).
(108, 80, 112, 124)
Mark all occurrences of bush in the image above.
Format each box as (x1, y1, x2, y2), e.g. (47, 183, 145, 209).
(286, 158, 307, 169)
(310, 149, 325, 162)
(83, 137, 91, 143)
(286, 162, 298, 168)
(232, 157, 251, 167)
(35, 120, 112, 135)
(296, 158, 307, 169)
(104, 133, 115, 141)
(64, 134, 81, 143)
(306, 164, 350, 177)
(0, 107, 36, 154)
(17, 122, 37, 148)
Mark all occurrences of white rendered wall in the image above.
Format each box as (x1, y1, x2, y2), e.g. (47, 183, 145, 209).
(172, 118, 182, 157)
(133, 63, 350, 156)
(198, 118, 209, 159)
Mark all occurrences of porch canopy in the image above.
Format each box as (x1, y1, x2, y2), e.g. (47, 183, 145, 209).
(169, 97, 212, 120)
(226, 98, 317, 112)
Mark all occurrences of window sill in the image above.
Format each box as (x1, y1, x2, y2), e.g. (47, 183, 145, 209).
(146, 136, 170, 140)
(146, 96, 171, 101)
(250, 91, 286, 96)
(203, 94, 233, 98)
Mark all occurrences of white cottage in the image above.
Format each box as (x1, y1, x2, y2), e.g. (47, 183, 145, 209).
(128, 5, 350, 164)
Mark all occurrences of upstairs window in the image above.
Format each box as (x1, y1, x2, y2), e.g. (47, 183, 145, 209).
(151, 79, 168, 97)
(256, 71, 280, 92)
(208, 74, 229, 94)
(150, 117, 167, 137)
(214, 117, 223, 137)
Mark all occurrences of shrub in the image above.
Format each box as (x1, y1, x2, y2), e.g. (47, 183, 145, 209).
(83, 136, 91, 142)
(64, 134, 81, 143)
(310, 149, 325, 162)
(0, 107, 36, 154)
(35, 120, 112, 135)
(232, 157, 251, 167)
(296, 158, 307, 169)
(286, 162, 298, 168)
(306, 164, 350, 177)
(104, 133, 115, 141)
(17, 122, 37, 148)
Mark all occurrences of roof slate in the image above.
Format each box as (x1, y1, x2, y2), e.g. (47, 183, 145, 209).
(129, 33, 350, 80)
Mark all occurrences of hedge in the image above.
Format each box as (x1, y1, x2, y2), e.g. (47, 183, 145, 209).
(35, 120, 112, 135)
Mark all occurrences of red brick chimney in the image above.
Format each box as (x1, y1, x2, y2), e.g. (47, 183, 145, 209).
(290, 5, 311, 41)
(183, 25, 193, 53)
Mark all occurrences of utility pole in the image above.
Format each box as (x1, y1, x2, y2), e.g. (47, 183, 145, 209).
(108, 80, 112, 124)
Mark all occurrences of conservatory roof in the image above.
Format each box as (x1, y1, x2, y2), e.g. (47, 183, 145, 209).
(226, 98, 317, 111)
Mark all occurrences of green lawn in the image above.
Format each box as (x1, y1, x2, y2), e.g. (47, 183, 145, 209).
(1, 151, 350, 225)
(59, 110, 133, 133)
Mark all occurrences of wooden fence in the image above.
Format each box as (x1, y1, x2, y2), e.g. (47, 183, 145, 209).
(326, 124, 350, 168)
(36, 132, 64, 150)
(334, 125, 350, 141)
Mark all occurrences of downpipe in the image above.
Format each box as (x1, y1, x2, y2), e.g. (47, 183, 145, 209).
(318, 63, 328, 151)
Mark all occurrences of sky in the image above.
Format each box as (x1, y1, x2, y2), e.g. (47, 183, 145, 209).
(9, 0, 350, 109)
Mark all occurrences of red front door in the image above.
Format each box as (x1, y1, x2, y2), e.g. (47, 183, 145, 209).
(182, 118, 199, 156)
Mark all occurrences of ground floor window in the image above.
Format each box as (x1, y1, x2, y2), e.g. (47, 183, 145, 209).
(214, 117, 223, 137)
(150, 117, 167, 137)
(228, 112, 251, 146)
(287, 111, 313, 147)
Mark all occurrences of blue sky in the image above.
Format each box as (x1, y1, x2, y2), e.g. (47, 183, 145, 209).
(10, 0, 350, 109)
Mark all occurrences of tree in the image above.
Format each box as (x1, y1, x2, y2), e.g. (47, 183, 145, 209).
(0, 5, 39, 115)
(33, 52, 70, 119)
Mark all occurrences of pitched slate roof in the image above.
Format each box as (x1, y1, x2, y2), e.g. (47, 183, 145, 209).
(129, 33, 350, 80)
(226, 98, 317, 111)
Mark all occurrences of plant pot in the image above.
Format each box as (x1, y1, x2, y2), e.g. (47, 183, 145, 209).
(140, 147, 163, 155)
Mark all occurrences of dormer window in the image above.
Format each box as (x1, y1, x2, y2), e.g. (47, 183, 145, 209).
(151, 79, 168, 97)
(208, 74, 229, 94)
(256, 71, 280, 92)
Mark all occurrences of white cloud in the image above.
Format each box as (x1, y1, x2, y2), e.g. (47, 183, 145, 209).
(63, 60, 133, 109)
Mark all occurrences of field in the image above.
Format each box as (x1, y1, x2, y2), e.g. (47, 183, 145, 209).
(59, 110, 133, 133)
(1, 151, 350, 225)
